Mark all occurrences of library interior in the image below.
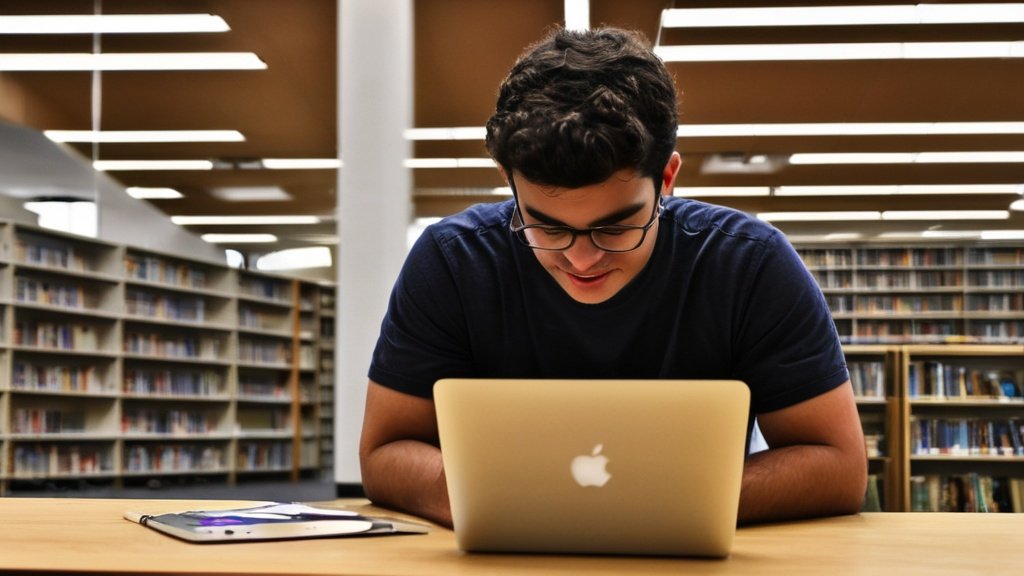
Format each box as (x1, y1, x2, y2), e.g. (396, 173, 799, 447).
(1, 1, 1024, 574)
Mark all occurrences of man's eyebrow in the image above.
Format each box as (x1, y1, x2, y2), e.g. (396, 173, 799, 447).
(522, 202, 647, 228)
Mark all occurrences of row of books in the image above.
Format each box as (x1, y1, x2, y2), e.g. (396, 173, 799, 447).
(966, 247, 1024, 266)
(124, 444, 224, 473)
(965, 294, 1024, 312)
(800, 247, 1024, 269)
(968, 270, 1024, 288)
(12, 409, 86, 434)
(14, 322, 99, 351)
(123, 369, 225, 397)
(239, 279, 289, 302)
(124, 332, 222, 359)
(237, 407, 292, 431)
(124, 254, 207, 288)
(238, 339, 292, 365)
(968, 321, 1024, 341)
(12, 444, 111, 476)
(851, 320, 959, 338)
(910, 417, 1023, 456)
(856, 295, 963, 314)
(815, 271, 966, 290)
(125, 290, 206, 322)
(910, 474, 1024, 513)
(857, 248, 962, 268)
(237, 441, 291, 471)
(238, 307, 292, 332)
(862, 474, 884, 512)
(12, 362, 104, 393)
(849, 361, 886, 398)
(16, 238, 88, 271)
(239, 378, 290, 399)
(907, 362, 1021, 398)
(15, 277, 93, 309)
(121, 410, 217, 435)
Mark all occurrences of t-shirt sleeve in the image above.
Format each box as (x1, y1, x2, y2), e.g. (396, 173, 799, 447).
(732, 230, 850, 414)
(368, 229, 474, 398)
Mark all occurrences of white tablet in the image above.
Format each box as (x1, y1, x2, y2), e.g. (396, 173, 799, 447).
(124, 502, 429, 543)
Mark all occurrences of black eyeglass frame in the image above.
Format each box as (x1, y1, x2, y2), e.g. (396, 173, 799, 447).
(507, 174, 663, 253)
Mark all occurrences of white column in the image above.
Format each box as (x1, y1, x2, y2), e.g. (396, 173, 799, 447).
(335, 0, 413, 487)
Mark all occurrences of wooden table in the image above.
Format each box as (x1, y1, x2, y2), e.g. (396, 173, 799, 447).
(1, 498, 1022, 575)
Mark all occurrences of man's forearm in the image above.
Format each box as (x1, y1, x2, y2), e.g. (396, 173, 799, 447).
(362, 439, 453, 528)
(737, 444, 867, 525)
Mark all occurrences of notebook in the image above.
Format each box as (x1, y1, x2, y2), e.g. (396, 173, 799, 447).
(434, 378, 750, 557)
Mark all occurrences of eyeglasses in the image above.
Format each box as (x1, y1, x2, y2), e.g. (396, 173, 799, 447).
(508, 177, 663, 253)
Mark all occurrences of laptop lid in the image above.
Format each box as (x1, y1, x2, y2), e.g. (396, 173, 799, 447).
(434, 378, 750, 557)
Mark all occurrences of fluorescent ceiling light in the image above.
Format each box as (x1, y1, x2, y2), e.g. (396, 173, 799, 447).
(261, 158, 341, 169)
(789, 153, 917, 165)
(126, 187, 183, 199)
(404, 127, 487, 140)
(172, 215, 320, 226)
(786, 233, 865, 243)
(882, 210, 1009, 220)
(661, 4, 1024, 28)
(406, 122, 1024, 140)
(94, 160, 214, 171)
(0, 52, 266, 71)
(45, 130, 243, 143)
(491, 187, 513, 196)
(760, 210, 1010, 222)
(201, 233, 277, 244)
(916, 152, 1024, 163)
(654, 42, 1024, 62)
(674, 186, 771, 197)
(791, 152, 1024, 164)
(758, 211, 882, 222)
(0, 14, 229, 34)
(982, 230, 1024, 240)
(775, 184, 1024, 196)
(564, 0, 590, 31)
(678, 122, 1024, 137)
(210, 187, 292, 201)
(1011, 199, 1024, 211)
(404, 158, 496, 168)
(256, 247, 332, 271)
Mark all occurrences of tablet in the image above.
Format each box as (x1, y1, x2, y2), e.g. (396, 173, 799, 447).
(124, 502, 429, 543)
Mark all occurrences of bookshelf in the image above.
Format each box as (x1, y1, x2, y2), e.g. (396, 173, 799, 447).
(900, 344, 1024, 513)
(845, 345, 902, 512)
(0, 220, 336, 494)
(796, 244, 1024, 345)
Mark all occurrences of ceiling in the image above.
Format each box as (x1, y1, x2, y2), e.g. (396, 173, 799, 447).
(2, 0, 1024, 261)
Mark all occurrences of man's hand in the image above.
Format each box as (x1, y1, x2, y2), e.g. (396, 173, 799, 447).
(738, 381, 867, 524)
(359, 381, 453, 528)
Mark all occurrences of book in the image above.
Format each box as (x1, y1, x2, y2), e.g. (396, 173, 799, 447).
(124, 502, 429, 543)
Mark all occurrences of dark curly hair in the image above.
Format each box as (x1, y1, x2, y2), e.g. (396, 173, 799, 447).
(485, 27, 679, 190)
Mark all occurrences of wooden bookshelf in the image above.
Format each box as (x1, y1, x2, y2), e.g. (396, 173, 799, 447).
(899, 344, 1024, 513)
(0, 220, 336, 495)
(845, 345, 902, 512)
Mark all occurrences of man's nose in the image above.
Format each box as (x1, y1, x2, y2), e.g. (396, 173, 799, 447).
(561, 233, 605, 271)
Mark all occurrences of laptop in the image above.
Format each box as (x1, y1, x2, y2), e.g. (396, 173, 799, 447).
(434, 378, 750, 557)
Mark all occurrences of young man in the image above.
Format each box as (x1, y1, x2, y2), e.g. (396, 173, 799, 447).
(360, 27, 866, 528)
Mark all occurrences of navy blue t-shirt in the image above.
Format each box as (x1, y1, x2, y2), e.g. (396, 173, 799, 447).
(369, 197, 848, 416)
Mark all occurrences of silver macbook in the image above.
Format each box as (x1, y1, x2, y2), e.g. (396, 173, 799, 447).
(434, 378, 750, 557)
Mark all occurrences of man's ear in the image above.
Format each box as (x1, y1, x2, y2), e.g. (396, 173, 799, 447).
(660, 152, 682, 196)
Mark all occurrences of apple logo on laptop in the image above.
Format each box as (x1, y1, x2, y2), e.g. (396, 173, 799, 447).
(571, 444, 611, 487)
